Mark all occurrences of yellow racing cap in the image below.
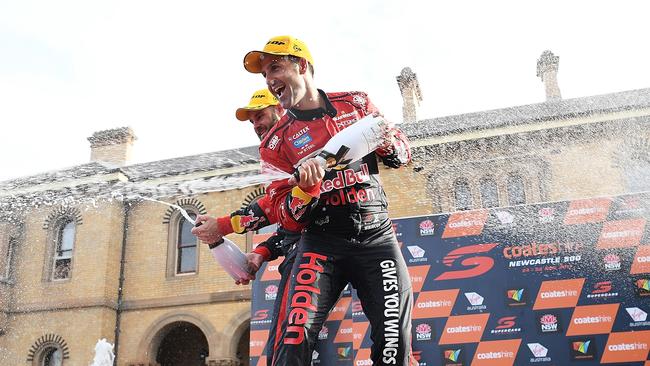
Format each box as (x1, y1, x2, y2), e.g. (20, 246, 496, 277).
(235, 88, 280, 121)
(243, 35, 314, 74)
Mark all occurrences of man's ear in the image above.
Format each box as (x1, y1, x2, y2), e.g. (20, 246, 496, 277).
(298, 57, 308, 74)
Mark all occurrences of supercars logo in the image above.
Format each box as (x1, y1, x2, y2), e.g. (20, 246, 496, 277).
(566, 303, 619, 336)
(570, 338, 596, 361)
(533, 278, 584, 310)
(252, 309, 269, 321)
(597, 218, 646, 249)
(419, 219, 435, 235)
(491, 316, 521, 335)
(435, 243, 498, 281)
(587, 281, 618, 299)
(442, 210, 488, 238)
(601, 331, 650, 363)
(631, 246, 650, 274)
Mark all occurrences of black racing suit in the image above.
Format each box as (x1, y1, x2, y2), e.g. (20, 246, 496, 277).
(257, 90, 414, 366)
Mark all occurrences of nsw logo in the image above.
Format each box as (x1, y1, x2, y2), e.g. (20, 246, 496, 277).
(415, 323, 433, 341)
(419, 219, 435, 236)
(318, 325, 329, 340)
(537, 312, 561, 334)
(602, 253, 622, 271)
(264, 284, 278, 301)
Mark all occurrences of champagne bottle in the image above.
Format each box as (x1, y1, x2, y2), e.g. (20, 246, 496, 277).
(208, 237, 252, 282)
(293, 114, 388, 181)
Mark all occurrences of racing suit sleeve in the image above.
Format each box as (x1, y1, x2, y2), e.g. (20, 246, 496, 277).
(215, 194, 278, 236)
(251, 231, 284, 262)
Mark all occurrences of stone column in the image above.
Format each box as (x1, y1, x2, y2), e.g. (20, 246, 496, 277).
(536, 50, 562, 101)
(396, 67, 423, 123)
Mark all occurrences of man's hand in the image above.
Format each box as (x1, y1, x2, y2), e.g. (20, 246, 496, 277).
(235, 253, 265, 285)
(191, 215, 223, 244)
(288, 157, 325, 188)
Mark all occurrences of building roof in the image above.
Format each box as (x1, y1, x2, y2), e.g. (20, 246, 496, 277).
(400, 87, 650, 140)
(2, 87, 649, 192)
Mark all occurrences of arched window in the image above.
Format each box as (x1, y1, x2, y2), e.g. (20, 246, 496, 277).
(507, 174, 527, 206)
(40, 347, 63, 366)
(52, 220, 75, 280)
(176, 213, 198, 274)
(480, 177, 499, 208)
(453, 178, 472, 211)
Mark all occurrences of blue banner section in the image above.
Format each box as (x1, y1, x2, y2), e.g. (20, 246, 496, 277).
(251, 192, 650, 365)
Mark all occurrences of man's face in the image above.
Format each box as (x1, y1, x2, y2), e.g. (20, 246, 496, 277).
(260, 55, 306, 109)
(249, 106, 280, 140)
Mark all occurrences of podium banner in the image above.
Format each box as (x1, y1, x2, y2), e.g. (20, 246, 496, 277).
(251, 192, 650, 365)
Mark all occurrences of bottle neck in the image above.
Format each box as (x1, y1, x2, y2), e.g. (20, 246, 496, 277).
(208, 238, 225, 249)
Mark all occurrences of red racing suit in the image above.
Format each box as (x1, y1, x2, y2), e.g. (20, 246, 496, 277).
(219, 90, 414, 366)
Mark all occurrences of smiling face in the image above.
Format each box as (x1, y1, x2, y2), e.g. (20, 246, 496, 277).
(249, 106, 280, 140)
(260, 55, 308, 110)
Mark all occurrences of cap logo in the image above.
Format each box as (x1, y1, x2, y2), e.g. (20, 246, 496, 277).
(267, 40, 286, 46)
(252, 94, 265, 99)
(293, 45, 302, 52)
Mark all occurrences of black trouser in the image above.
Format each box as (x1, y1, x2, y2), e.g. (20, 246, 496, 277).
(270, 225, 414, 366)
(265, 248, 297, 366)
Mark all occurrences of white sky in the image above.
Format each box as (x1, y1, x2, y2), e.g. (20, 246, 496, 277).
(1, 0, 649, 182)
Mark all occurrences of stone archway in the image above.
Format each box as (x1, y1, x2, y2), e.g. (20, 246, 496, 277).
(155, 321, 209, 366)
(135, 311, 223, 365)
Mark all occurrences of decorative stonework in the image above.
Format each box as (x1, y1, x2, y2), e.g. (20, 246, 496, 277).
(536, 50, 559, 79)
(26, 334, 70, 362)
(240, 187, 266, 210)
(396, 67, 423, 123)
(206, 359, 241, 366)
(42, 206, 82, 229)
(87, 127, 137, 148)
(162, 198, 207, 224)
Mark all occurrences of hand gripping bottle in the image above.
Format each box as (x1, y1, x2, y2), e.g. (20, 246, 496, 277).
(292, 114, 389, 181)
(208, 238, 252, 282)
(195, 222, 252, 281)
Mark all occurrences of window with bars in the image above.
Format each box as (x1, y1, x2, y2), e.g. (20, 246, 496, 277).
(480, 177, 500, 208)
(507, 174, 527, 206)
(52, 221, 75, 280)
(453, 178, 473, 211)
(176, 214, 198, 274)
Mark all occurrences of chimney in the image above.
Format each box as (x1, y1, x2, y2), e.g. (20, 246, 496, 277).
(396, 67, 423, 123)
(87, 127, 136, 166)
(536, 50, 562, 101)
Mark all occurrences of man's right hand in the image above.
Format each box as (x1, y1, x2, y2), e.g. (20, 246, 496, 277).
(235, 252, 265, 285)
(191, 215, 223, 244)
(288, 157, 325, 189)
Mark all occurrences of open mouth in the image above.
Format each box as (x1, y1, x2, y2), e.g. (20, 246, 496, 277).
(272, 84, 286, 99)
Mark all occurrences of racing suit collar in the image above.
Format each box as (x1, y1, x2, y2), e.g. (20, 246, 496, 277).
(288, 89, 337, 121)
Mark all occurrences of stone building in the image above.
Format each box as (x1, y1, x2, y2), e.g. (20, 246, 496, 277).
(1, 51, 649, 365)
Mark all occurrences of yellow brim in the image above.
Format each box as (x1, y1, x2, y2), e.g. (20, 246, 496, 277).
(235, 105, 268, 121)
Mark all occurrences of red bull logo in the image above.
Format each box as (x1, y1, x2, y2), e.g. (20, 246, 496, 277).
(239, 213, 260, 229)
(288, 195, 309, 218)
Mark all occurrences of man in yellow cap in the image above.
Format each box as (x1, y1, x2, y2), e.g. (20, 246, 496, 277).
(236, 88, 283, 140)
(194, 35, 414, 366)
